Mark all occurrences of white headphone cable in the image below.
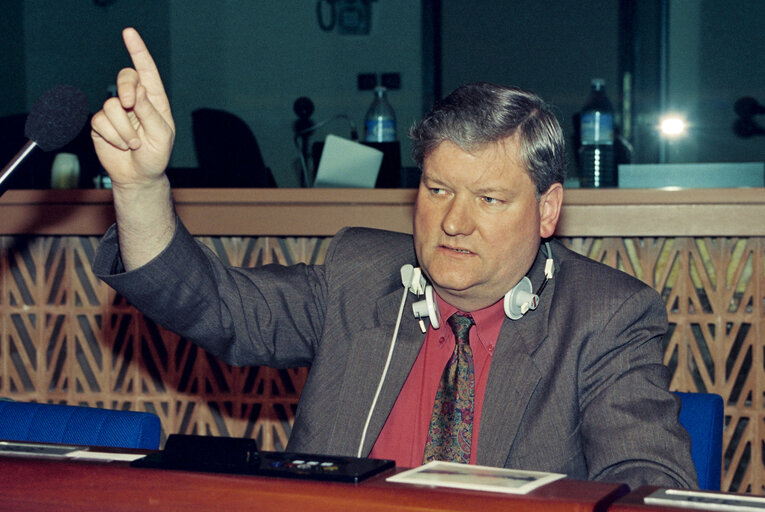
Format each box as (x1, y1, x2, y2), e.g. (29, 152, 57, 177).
(356, 285, 409, 458)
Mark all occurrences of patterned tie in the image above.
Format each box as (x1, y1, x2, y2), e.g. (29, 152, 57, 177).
(423, 312, 475, 464)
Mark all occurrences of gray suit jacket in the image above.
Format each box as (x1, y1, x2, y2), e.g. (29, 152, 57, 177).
(93, 220, 697, 490)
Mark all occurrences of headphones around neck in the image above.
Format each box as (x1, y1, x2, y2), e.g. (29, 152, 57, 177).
(356, 242, 554, 457)
(401, 242, 554, 333)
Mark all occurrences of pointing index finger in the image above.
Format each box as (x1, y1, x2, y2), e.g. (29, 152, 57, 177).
(121, 27, 172, 122)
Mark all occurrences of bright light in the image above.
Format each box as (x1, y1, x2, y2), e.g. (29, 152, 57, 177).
(659, 115, 687, 138)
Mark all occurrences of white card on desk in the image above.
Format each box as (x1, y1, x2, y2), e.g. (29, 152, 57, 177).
(0, 440, 82, 458)
(67, 450, 145, 462)
(313, 134, 383, 188)
(645, 488, 765, 511)
(386, 460, 565, 495)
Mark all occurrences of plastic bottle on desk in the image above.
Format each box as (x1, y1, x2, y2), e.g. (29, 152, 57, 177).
(578, 78, 616, 187)
(364, 86, 397, 142)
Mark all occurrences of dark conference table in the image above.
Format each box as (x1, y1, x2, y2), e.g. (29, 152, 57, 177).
(0, 450, 630, 512)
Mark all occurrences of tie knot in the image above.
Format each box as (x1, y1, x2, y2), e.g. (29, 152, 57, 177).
(448, 313, 474, 344)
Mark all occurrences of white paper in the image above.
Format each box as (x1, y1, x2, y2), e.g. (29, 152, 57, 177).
(386, 461, 566, 495)
(645, 488, 765, 511)
(66, 450, 145, 462)
(313, 134, 383, 188)
(0, 441, 82, 458)
(0, 441, 144, 462)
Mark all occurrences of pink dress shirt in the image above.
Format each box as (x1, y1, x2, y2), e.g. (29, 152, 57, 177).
(369, 294, 506, 467)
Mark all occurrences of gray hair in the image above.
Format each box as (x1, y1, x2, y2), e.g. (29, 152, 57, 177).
(409, 82, 567, 195)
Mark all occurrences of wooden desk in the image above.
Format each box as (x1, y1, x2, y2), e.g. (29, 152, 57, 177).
(0, 454, 628, 512)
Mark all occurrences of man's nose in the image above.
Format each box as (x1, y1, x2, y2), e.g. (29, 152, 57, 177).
(441, 196, 475, 236)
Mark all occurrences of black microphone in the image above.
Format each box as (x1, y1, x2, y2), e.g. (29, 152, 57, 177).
(0, 85, 89, 196)
(293, 96, 315, 122)
(734, 96, 765, 118)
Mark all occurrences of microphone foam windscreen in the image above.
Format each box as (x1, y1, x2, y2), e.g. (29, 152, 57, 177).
(24, 85, 90, 152)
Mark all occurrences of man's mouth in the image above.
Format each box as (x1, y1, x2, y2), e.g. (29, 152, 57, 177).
(443, 245, 473, 254)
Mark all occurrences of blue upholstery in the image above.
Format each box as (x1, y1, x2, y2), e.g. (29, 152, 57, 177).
(673, 391, 724, 490)
(0, 401, 161, 450)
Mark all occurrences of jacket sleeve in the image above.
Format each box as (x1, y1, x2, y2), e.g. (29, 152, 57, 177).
(92, 217, 334, 368)
(578, 284, 699, 489)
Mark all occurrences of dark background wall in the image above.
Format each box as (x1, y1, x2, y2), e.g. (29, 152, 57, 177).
(3, 0, 764, 188)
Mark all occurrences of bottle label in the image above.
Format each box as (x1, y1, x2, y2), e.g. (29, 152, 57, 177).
(365, 119, 396, 142)
(580, 111, 614, 145)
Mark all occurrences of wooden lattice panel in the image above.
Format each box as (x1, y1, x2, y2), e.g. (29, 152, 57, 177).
(0, 234, 763, 492)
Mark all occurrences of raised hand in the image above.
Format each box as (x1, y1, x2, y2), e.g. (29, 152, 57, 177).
(91, 27, 175, 189)
(91, 28, 177, 271)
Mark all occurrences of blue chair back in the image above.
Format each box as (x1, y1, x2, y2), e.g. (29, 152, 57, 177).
(673, 391, 724, 490)
(0, 401, 161, 450)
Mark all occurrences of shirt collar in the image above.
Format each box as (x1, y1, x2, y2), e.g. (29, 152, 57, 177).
(434, 293, 505, 352)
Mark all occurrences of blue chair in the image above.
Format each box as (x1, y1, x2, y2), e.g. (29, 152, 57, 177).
(0, 401, 161, 450)
(673, 391, 724, 491)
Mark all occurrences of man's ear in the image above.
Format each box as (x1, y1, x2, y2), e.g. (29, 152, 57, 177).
(538, 183, 563, 239)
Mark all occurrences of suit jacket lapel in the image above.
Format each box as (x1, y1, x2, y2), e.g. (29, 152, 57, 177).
(365, 291, 427, 454)
(476, 251, 555, 467)
(328, 286, 427, 456)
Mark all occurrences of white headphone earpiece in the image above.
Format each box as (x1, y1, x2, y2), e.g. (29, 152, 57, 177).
(503, 241, 555, 320)
(401, 264, 441, 332)
(503, 276, 539, 320)
(402, 264, 441, 332)
(403, 242, 554, 328)
(412, 285, 440, 331)
(400, 264, 426, 295)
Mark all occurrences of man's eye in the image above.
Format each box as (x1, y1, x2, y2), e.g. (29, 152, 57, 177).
(430, 187, 446, 195)
(482, 196, 500, 204)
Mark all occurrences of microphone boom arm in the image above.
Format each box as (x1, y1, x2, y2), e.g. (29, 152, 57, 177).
(0, 140, 38, 197)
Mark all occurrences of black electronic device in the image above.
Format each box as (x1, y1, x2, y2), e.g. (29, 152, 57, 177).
(131, 434, 394, 483)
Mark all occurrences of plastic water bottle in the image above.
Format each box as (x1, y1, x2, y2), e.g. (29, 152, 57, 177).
(364, 86, 396, 142)
(578, 79, 616, 188)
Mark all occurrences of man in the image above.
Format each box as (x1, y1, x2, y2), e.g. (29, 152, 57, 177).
(91, 28, 697, 489)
